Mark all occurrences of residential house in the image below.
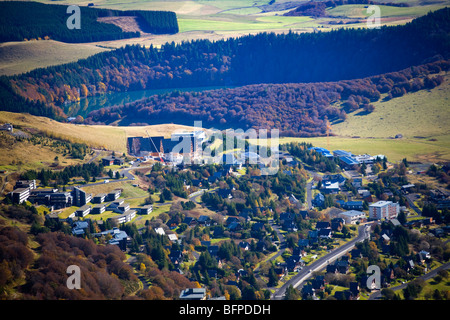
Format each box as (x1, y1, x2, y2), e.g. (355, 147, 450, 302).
(316, 221, 331, 229)
(72, 221, 89, 236)
(101, 156, 124, 166)
(302, 285, 316, 300)
(183, 216, 197, 227)
(331, 218, 344, 231)
(312, 193, 325, 208)
(319, 228, 332, 239)
(239, 241, 250, 251)
(198, 215, 211, 226)
(217, 188, 233, 199)
(179, 288, 207, 300)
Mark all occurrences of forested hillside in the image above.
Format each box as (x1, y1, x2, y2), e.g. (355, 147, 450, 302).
(1, 8, 449, 134)
(85, 60, 448, 136)
(0, 1, 178, 43)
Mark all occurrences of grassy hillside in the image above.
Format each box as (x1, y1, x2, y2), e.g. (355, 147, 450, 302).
(0, 111, 203, 153)
(0, 40, 109, 76)
(333, 73, 450, 139)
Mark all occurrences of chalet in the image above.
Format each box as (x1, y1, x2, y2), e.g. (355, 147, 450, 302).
(92, 204, 106, 215)
(319, 228, 332, 239)
(94, 228, 129, 250)
(101, 156, 124, 166)
(298, 239, 310, 249)
(76, 205, 91, 217)
(312, 193, 325, 207)
(350, 249, 362, 259)
(302, 285, 316, 300)
(336, 260, 349, 273)
(169, 250, 183, 267)
(208, 245, 219, 257)
(311, 275, 326, 291)
(191, 179, 203, 187)
(225, 216, 239, 226)
(322, 174, 346, 185)
(282, 219, 298, 232)
(197, 215, 211, 226)
(239, 241, 250, 251)
(331, 218, 344, 231)
(217, 188, 233, 199)
(316, 221, 331, 229)
(168, 233, 178, 243)
(251, 222, 265, 232)
(285, 255, 305, 272)
(334, 290, 356, 300)
(321, 181, 340, 194)
(228, 221, 241, 232)
(183, 216, 197, 226)
(72, 221, 89, 236)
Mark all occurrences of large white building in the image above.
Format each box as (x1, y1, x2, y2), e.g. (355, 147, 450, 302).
(369, 201, 400, 220)
(338, 210, 366, 224)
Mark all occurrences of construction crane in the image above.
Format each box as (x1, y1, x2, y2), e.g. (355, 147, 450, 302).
(146, 130, 164, 164)
(326, 118, 332, 150)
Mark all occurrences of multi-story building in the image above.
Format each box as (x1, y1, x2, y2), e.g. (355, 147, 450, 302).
(72, 187, 92, 207)
(11, 187, 30, 204)
(369, 201, 400, 220)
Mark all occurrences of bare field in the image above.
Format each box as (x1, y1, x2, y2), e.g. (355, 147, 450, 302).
(0, 40, 108, 76)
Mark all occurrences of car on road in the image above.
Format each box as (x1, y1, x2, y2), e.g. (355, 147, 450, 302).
(104, 180, 109, 184)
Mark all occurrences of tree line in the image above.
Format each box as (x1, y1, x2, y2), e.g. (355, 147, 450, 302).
(1, 8, 450, 132)
(85, 60, 447, 137)
(0, 1, 178, 43)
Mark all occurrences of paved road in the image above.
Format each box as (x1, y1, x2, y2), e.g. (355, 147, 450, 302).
(306, 180, 313, 210)
(369, 261, 450, 300)
(405, 193, 422, 216)
(271, 223, 372, 300)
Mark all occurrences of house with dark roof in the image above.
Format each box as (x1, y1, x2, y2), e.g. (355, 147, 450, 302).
(101, 156, 124, 166)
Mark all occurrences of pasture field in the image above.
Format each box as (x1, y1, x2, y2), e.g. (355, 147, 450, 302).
(332, 73, 450, 139)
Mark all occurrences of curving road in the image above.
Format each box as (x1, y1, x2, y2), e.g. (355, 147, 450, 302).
(271, 223, 372, 300)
